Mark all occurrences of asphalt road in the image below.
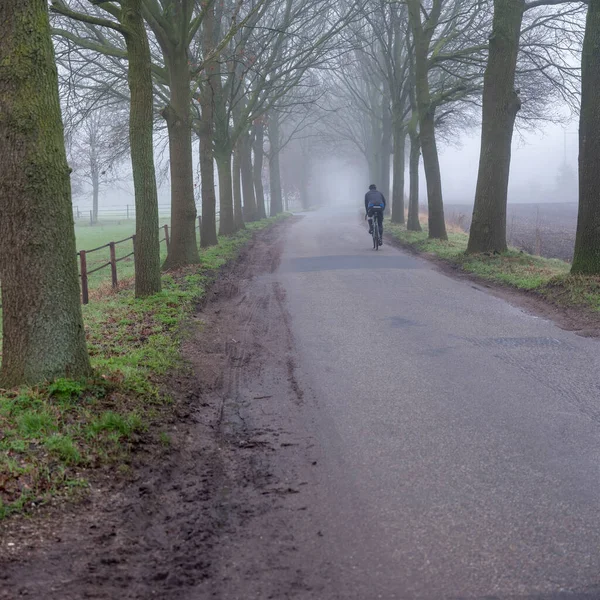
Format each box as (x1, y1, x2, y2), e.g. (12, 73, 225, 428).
(273, 208, 600, 599)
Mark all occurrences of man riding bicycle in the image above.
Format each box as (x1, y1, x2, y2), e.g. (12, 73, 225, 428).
(365, 184, 386, 243)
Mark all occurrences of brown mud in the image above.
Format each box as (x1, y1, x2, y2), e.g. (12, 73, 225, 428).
(0, 217, 327, 599)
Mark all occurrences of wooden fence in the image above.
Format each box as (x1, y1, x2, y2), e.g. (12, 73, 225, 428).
(78, 217, 203, 304)
(73, 204, 172, 223)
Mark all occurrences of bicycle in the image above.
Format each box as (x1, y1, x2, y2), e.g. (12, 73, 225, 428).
(368, 209, 383, 250)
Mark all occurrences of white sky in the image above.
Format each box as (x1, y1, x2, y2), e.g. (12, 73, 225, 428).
(438, 122, 579, 205)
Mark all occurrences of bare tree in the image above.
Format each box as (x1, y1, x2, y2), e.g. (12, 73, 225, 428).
(573, 0, 600, 274)
(67, 107, 129, 223)
(468, 0, 586, 255)
(0, 0, 91, 386)
(51, 0, 163, 295)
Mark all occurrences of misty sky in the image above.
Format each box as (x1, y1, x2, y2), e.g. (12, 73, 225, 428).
(439, 121, 578, 205)
(77, 114, 580, 213)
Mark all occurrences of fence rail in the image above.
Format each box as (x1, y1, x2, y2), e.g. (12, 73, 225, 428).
(78, 216, 207, 304)
(73, 204, 174, 224)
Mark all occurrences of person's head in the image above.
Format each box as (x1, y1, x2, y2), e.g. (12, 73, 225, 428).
(369, 184, 377, 191)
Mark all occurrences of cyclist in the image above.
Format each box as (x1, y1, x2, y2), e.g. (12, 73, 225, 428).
(365, 184, 386, 243)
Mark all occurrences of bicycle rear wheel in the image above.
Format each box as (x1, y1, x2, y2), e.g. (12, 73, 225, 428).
(373, 221, 379, 251)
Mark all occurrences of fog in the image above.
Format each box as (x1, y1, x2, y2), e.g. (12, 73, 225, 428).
(307, 116, 579, 212)
(438, 121, 578, 205)
(74, 114, 579, 216)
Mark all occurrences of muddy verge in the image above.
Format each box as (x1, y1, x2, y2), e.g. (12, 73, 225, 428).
(0, 216, 324, 599)
(385, 234, 600, 339)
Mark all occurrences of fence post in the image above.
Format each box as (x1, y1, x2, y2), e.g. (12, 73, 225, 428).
(127, 205, 130, 219)
(109, 242, 118, 289)
(198, 215, 202, 232)
(79, 251, 89, 305)
(90, 210, 93, 226)
(164, 224, 170, 251)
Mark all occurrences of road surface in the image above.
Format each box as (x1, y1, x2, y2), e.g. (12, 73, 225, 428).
(2, 209, 600, 600)
(259, 209, 600, 599)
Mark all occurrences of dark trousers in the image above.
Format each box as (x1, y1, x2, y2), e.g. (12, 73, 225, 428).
(368, 208, 383, 236)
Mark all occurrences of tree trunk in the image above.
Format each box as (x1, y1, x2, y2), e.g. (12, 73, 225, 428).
(572, 0, 600, 274)
(199, 132, 218, 246)
(233, 143, 244, 230)
(300, 142, 311, 210)
(269, 152, 283, 217)
(91, 167, 100, 224)
(0, 0, 91, 386)
(240, 133, 257, 222)
(381, 102, 392, 214)
(268, 115, 283, 216)
(407, 128, 422, 232)
(467, 0, 524, 255)
(162, 49, 199, 269)
(253, 124, 267, 220)
(408, 1, 447, 240)
(391, 118, 406, 224)
(198, 1, 218, 248)
(122, 0, 162, 297)
(419, 111, 446, 239)
(216, 150, 235, 235)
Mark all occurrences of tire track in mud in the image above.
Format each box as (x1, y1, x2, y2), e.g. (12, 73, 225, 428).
(0, 217, 325, 600)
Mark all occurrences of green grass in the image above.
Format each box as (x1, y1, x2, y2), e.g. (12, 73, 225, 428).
(386, 222, 600, 312)
(75, 221, 171, 291)
(0, 215, 289, 520)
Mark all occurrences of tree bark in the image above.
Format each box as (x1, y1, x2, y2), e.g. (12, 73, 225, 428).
(407, 128, 422, 232)
(233, 143, 244, 230)
(240, 133, 258, 222)
(122, 0, 162, 296)
(0, 0, 91, 386)
(408, 0, 447, 240)
(216, 150, 235, 235)
(162, 48, 200, 269)
(300, 142, 311, 210)
(198, 1, 218, 248)
(467, 0, 524, 255)
(91, 167, 100, 224)
(253, 123, 267, 220)
(391, 119, 406, 224)
(268, 115, 283, 216)
(572, 0, 600, 274)
(381, 101, 392, 214)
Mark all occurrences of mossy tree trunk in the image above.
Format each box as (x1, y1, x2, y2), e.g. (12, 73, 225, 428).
(467, 0, 524, 255)
(391, 119, 406, 224)
(268, 115, 283, 216)
(122, 0, 161, 296)
(572, 0, 600, 274)
(253, 123, 267, 220)
(162, 47, 200, 269)
(233, 142, 244, 230)
(381, 99, 393, 215)
(0, 0, 92, 386)
(198, 0, 218, 248)
(240, 132, 258, 222)
(408, 0, 447, 240)
(216, 149, 236, 235)
(407, 127, 422, 232)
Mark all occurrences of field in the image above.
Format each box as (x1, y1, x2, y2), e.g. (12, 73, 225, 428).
(445, 202, 578, 262)
(75, 220, 170, 292)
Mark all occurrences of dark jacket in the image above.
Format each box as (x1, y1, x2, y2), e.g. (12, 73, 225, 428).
(365, 189, 386, 213)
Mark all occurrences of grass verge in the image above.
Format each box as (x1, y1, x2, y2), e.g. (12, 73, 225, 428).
(0, 216, 288, 520)
(386, 222, 600, 313)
